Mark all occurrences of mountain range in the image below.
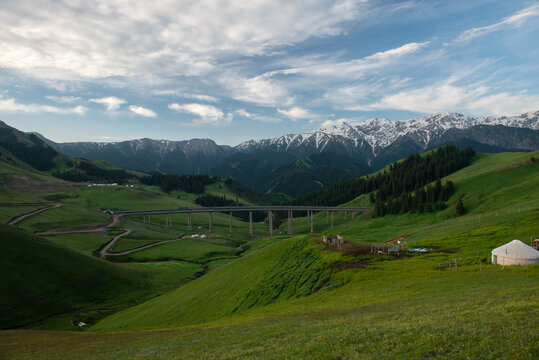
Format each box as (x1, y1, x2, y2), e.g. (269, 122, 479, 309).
(33, 111, 539, 196)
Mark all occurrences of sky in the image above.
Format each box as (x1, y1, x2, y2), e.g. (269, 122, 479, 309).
(0, 0, 538, 145)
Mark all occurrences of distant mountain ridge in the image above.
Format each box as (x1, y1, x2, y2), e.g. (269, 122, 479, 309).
(237, 111, 539, 157)
(48, 137, 235, 175)
(36, 111, 539, 196)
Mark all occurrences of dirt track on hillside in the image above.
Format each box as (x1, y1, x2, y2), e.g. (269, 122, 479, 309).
(7, 204, 62, 225)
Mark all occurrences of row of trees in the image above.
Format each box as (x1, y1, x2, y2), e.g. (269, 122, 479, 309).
(194, 194, 266, 222)
(195, 194, 239, 207)
(374, 180, 454, 216)
(53, 160, 134, 183)
(141, 174, 219, 193)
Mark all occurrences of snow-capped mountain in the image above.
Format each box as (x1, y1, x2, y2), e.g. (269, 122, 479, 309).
(237, 111, 539, 156)
(48, 138, 235, 174)
(42, 111, 538, 181)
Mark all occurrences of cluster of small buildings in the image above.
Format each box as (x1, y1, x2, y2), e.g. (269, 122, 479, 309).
(190, 234, 207, 239)
(323, 235, 344, 249)
(87, 183, 135, 188)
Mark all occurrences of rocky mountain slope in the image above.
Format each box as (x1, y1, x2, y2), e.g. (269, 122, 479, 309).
(47, 137, 235, 175)
(237, 111, 539, 158)
(39, 111, 538, 196)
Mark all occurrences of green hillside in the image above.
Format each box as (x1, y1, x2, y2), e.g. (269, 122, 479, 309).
(0, 151, 538, 359)
(0, 225, 146, 329)
(91, 151, 538, 334)
(253, 152, 368, 196)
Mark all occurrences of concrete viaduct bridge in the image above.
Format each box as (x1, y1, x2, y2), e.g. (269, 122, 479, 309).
(115, 206, 372, 236)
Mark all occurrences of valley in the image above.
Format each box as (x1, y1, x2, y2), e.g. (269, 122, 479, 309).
(3, 2, 539, 358)
(1, 139, 537, 358)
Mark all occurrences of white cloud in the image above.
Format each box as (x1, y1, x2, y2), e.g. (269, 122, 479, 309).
(153, 90, 218, 102)
(129, 105, 157, 117)
(466, 92, 539, 116)
(320, 118, 358, 128)
(234, 108, 282, 123)
(453, 4, 539, 43)
(221, 72, 294, 107)
(182, 94, 218, 103)
(0, 96, 87, 115)
(0, 0, 367, 84)
(93, 135, 136, 142)
(90, 96, 127, 111)
(169, 103, 232, 126)
(235, 109, 252, 118)
(349, 80, 539, 116)
(252, 115, 283, 123)
(268, 41, 430, 80)
(45, 95, 81, 103)
(277, 106, 314, 121)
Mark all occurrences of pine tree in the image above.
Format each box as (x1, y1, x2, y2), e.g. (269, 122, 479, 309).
(455, 198, 465, 215)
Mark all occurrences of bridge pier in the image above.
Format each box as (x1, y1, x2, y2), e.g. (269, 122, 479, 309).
(288, 211, 294, 235)
(249, 211, 253, 236)
(310, 210, 313, 234)
(119, 206, 372, 236)
(268, 210, 273, 236)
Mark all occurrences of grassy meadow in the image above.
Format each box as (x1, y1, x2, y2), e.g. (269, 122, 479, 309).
(0, 151, 538, 359)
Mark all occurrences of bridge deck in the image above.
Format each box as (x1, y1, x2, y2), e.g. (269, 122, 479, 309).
(115, 206, 372, 216)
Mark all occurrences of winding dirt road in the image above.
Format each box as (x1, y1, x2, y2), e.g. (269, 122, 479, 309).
(8, 204, 62, 225)
(7, 204, 184, 259)
(104, 237, 184, 257)
(99, 228, 133, 258)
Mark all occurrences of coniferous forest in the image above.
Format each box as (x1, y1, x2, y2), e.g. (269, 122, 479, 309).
(288, 146, 475, 216)
(53, 160, 134, 184)
(140, 174, 219, 193)
(195, 194, 266, 222)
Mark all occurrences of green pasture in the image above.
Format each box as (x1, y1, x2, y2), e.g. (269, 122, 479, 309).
(120, 261, 205, 294)
(0, 205, 46, 224)
(16, 204, 109, 233)
(44, 233, 111, 256)
(0, 225, 146, 330)
(1, 151, 538, 359)
(113, 238, 239, 263)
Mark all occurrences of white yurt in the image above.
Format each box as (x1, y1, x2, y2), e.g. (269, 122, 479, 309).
(491, 240, 539, 266)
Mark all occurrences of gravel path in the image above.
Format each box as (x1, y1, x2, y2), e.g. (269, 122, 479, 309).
(29, 212, 185, 259)
(104, 237, 183, 257)
(7, 204, 62, 225)
(99, 228, 133, 258)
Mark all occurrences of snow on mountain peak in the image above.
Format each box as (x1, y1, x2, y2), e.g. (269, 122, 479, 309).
(236, 111, 538, 154)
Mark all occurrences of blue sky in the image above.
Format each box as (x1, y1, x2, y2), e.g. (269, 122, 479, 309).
(0, 0, 538, 145)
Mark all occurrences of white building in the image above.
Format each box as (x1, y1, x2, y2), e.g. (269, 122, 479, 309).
(491, 240, 539, 266)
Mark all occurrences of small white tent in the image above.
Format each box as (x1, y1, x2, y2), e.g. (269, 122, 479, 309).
(491, 240, 539, 266)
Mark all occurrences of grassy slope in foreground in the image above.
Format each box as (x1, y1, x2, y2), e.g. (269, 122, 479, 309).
(92, 234, 346, 330)
(0, 225, 149, 329)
